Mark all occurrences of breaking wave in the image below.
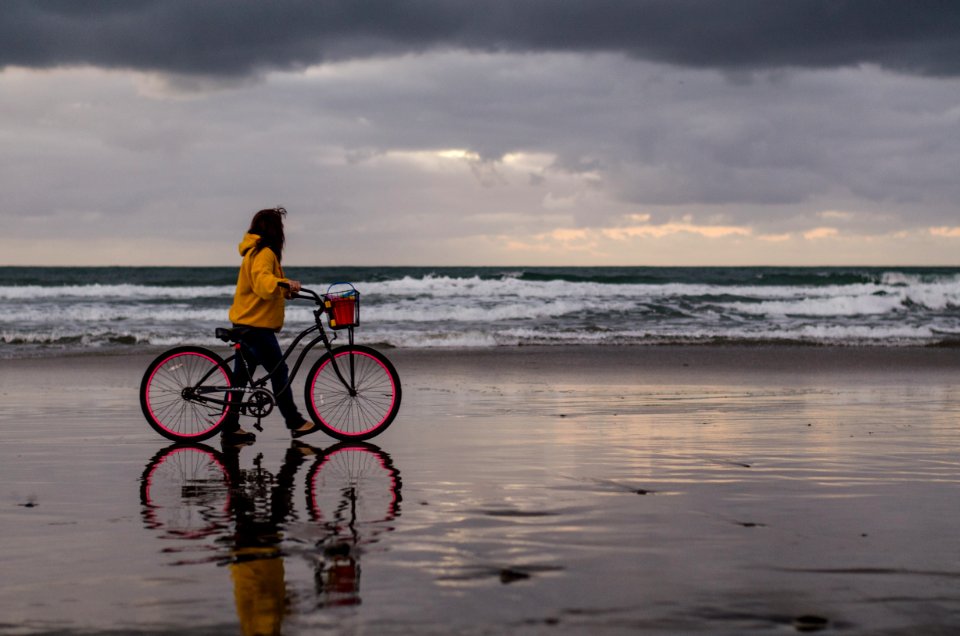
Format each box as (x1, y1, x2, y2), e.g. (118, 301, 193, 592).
(2, 266, 959, 355)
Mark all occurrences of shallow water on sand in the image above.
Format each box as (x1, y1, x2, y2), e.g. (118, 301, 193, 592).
(2, 350, 960, 635)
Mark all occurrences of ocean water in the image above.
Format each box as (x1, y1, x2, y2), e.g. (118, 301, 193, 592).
(1, 266, 958, 356)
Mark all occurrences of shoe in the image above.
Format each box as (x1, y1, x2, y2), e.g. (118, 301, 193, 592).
(291, 421, 320, 439)
(222, 427, 257, 445)
(290, 440, 319, 456)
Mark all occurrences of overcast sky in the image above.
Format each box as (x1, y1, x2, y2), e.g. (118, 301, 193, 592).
(2, 1, 959, 266)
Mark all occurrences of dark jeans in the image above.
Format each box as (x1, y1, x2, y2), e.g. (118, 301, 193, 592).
(225, 326, 305, 430)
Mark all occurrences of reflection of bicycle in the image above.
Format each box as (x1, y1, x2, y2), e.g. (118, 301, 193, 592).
(139, 442, 402, 545)
(139, 443, 232, 566)
(139, 284, 402, 443)
(139, 441, 402, 610)
(305, 443, 402, 607)
(307, 442, 402, 526)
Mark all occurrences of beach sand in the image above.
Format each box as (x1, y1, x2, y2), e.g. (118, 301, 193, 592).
(2, 345, 959, 635)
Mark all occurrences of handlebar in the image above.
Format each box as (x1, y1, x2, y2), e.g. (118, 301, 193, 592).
(296, 287, 323, 304)
(278, 282, 323, 304)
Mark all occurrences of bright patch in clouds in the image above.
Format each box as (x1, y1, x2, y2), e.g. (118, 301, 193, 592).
(803, 227, 840, 240)
(509, 218, 755, 258)
(930, 226, 960, 238)
(602, 221, 751, 240)
(817, 210, 855, 220)
(436, 149, 480, 161)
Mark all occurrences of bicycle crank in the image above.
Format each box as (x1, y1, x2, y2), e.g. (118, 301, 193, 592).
(244, 389, 275, 418)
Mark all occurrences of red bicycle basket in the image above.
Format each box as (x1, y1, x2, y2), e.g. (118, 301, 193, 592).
(324, 286, 360, 329)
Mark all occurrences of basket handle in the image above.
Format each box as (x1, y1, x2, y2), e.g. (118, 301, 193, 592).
(325, 281, 357, 296)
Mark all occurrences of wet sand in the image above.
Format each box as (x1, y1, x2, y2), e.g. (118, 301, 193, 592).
(2, 345, 960, 635)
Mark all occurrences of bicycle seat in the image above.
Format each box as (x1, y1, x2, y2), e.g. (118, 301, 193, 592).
(215, 327, 250, 343)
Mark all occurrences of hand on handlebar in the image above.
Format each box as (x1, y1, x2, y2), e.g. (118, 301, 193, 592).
(279, 279, 302, 298)
(279, 280, 321, 303)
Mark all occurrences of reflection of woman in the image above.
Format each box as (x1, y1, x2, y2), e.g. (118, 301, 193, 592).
(223, 206, 319, 444)
(220, 443, 309, 636)
(230, 549, 286, 636)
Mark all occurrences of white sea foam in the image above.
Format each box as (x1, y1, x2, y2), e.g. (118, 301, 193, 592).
(375, 330, 500, 348)
(0, 305, 230, 323)
(0, 284, 234, 300)
(356, 275, 960, 310)
(5, 272, 958, 305)
(719, 294, 905, 317)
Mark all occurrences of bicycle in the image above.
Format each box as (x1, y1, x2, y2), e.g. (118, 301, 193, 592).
(139, 283, 401, 443)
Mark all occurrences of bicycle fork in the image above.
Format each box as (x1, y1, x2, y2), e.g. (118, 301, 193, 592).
(311, 324, 359, 396)
(328, 353, 358, 397)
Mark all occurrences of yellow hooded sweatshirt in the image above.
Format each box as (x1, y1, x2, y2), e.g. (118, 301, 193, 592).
(228, 233, 290, 330)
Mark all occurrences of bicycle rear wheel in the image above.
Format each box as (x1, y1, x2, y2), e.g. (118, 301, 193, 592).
(304, 345, 401, 441)
(140, 346, 236, 442)
(140, 443, 231, 540)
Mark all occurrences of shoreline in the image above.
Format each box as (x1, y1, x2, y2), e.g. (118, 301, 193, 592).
(72, 340, 960, 353)
(2, 344, 958, 395)
(3, 341, 959, 365)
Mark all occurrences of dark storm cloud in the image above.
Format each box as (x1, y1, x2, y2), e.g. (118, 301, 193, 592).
(3, 0, 960, 77)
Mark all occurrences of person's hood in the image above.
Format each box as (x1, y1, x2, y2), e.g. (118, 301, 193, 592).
(239, 233, 260, 257)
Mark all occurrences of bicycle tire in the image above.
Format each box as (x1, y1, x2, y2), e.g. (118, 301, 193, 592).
(140, 346, 236, 442)
(139, 443, 231, 540)
(306, 442, 402, 525)
(304, 345, 401, 441)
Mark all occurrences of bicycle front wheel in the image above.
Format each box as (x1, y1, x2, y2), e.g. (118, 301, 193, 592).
(304, 345, 401, 441)
(140, 346, 236, 442)
(306, 442, 402, 525)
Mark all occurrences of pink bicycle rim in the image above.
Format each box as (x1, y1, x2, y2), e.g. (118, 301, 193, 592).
(146, 351, 231, 438)
(309, 350, 396, 437)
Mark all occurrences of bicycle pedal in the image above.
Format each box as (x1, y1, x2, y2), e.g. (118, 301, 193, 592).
(253, 420, 264, 432)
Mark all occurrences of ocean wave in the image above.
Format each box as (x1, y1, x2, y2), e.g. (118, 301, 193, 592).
(0, 330, 147, 347)
(0, 283, 234, 300)
(879, 271, 960, 286)
(0, 305, 229, 323)
(357, 274, 960, 306)
(3, 266, 959, 355)
(718, 294, 905, 317)
(5, 270, 959, 304)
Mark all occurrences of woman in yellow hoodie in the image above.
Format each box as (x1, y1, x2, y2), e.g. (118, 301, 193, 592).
(224, 207, 318, 443)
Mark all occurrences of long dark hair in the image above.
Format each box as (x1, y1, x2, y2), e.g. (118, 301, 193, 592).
(247, 207, 286, 261)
